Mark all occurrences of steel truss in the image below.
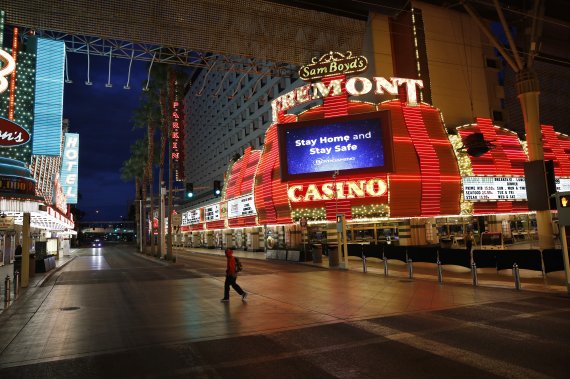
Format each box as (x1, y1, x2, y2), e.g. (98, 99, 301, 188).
(17, 28, 297, 78)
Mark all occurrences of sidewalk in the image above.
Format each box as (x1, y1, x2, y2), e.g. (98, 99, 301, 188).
(173, 245, 569, 294)
(0, 252, 76, 312)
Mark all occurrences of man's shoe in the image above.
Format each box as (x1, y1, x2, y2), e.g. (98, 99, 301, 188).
(241, 292, 248, 301)
(220, 298, 229, 302)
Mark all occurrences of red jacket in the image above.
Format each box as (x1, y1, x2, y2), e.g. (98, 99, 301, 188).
(225, 249, 236, 276)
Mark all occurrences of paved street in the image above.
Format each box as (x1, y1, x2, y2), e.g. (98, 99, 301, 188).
(0, 244, 569, 378)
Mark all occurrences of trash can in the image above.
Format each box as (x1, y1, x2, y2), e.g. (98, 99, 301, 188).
(312, 244, 323, 263)
(328, 245, 339, 267)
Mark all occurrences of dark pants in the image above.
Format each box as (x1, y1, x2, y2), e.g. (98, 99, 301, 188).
(223, 275, 244, 299)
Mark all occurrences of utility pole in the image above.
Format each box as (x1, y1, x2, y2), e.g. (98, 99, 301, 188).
(462, 0, 554, 249)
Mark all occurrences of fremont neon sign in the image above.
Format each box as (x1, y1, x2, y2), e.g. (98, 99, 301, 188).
(271, 76, 423, 122)
(288, 178, 388, 203)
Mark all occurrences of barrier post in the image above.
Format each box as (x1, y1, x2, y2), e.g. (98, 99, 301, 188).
(437, 260, 443, 283)
(362, 254, 367, 273)
(513, 263, 521, 290)
(407, 259, 413, 279)
(14, 271, 20, 298)
(471, 262, 478, 286)
(383, 257, 388, 276)
(4, 275, 11, 303)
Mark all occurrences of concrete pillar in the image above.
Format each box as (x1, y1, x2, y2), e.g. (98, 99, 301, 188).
(223, 229, 233, 249)
(398, 219, 412, 246)
(249, 228, 261, 251)
(192, 232, 200, 247)
(486, 215, 502, 233)
(21, 213, 30, 288)
(205, 231, 214, 248)
(410, 218, 428, 245)
(516, 69, 554, 250)
(287, 225, 302, 250)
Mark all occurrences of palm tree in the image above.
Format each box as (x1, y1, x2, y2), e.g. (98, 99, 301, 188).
(121, 138, 147, 252)
(132, 87, 161, 256)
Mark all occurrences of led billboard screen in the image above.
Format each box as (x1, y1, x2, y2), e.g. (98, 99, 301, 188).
(278, 111, 392, 180)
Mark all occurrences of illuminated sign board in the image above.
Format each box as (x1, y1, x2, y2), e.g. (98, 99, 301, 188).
(278, 111, 392, 180)
(288, 178, 387, 203)
(0, 117, 30, 146)
(182, 209, 201, 225)
(299, 51, 368, 81)
(205, 203, 221, 222)
(31, 37, 65, 156)
(271, 76, 423, 122)
(463, 177, 527, 201)
(556, 178, 570, 192)
(463, 177, 570, 201)
(60, 133, 79, 204)
(228, 194, 256, 218)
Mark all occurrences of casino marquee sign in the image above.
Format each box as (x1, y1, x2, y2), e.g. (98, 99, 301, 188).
(299, 51, 368, 81)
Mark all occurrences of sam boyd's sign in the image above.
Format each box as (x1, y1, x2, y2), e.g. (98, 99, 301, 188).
(299, 51, 368, 81)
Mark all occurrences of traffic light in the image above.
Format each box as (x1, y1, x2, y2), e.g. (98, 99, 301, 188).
(185, 183, 194, 198)
(214, 180, 222, 197)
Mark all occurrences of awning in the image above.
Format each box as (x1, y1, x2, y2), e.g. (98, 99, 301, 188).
(3, 205, 74, 231)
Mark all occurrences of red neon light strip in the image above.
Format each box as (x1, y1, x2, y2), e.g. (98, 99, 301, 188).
(402, 106, 441, 216)
(476, 118, 512, 174)
(322, 75, 348, 118)
(542, 125, 570, 176)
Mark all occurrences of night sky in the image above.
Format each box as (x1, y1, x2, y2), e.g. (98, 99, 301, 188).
(62, 53, 148, 222)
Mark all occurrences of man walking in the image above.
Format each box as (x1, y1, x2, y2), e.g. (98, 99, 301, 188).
(221, 248, 247, 302)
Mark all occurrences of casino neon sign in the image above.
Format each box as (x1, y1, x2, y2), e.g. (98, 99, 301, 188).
(288, 178, 388, 203)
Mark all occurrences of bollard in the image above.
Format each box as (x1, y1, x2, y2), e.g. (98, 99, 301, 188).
(14, 271, 20, 298)
(407, 259, 413, 279)
(513, 263, 521, 290)
(383, 257, 389, 276)
(362, 255, 367, 273)
(471, 262, 478, 286)
(437, 260, 443, 283)
(4, 275, 11, 303)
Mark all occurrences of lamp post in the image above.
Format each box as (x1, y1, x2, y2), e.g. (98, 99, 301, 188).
(138, 200, 143, 253)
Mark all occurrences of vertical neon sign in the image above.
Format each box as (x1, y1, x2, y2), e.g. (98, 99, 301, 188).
(171, 84, 185, 181)
(8, 27, 18, 120)
(60, 133, 79, 204)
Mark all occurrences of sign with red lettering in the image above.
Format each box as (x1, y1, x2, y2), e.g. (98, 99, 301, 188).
(0, 117, 30, 146)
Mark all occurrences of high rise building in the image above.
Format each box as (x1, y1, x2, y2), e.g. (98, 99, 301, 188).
(183, 63, 302, 204)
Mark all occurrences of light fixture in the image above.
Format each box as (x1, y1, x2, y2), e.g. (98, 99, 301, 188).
(64, 48, 73, 84)
(143, 52, 156, 92)
(85, 42, 92, 86)
(124, 49, 134, 90)
(105, 47, 113, 88)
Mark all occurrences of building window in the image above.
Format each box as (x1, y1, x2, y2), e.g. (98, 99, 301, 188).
(486, 58, 498, 68)
(492, 110, 504, 122)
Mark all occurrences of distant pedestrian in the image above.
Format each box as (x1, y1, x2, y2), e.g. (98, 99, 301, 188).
(465, 231, 473, 254)
(221, 248, 247, 302)
(15, 244, 22, 256)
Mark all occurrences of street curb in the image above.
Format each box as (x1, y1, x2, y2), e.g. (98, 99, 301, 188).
(35, 254, 78, 288)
